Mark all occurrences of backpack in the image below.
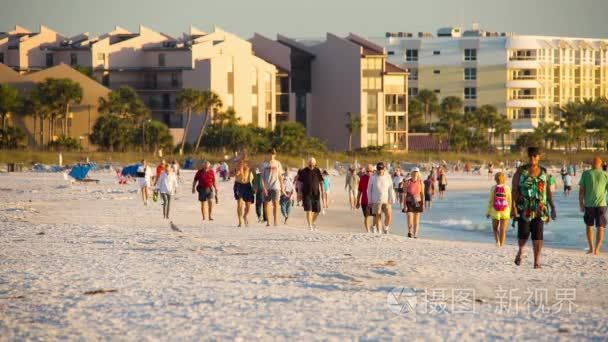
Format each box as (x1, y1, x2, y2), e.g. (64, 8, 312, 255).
(493, 185, 508, 211)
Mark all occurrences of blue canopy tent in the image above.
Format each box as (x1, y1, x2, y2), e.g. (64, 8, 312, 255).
(121, 164, 141, 177)
(69, 165, 99, 183)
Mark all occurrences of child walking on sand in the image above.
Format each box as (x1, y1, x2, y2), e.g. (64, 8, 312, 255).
(486, 172, 511, 247)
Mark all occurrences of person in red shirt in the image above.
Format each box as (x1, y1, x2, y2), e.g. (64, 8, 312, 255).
(192, 161, 218, 221)
(154, 160, 166, 186)
(356, 164, 374, 233)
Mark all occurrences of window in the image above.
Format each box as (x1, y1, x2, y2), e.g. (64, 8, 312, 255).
(158, 53, 166, 67)
(385, 94, 406, 112)
(464, 106, 476, 113)
(387, 51, 395, 55)
(97, 53, 105, 61)
(408, 87, 419, 97)
(408, 68, 418, 80)
(464, 49, 477, 61)
(433, 51, 440, 55)
(433, 69, 440, 74)
(464, 68, 477, 80)
(0, 52, 5, 64)
(45, 53, 54, 67)
(434, 89, 440, 94)
(70, 53, 77, 66)
(363, 77, 382, 90)
(367, 93, 378, 112)
(171, 72, 179, 87)
(102, 74, 109, 86)
(464, 87, 477, 99)
(406, 49, 418, 62)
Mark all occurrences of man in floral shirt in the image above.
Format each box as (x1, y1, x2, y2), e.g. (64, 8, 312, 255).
(511, 147, 557, 269)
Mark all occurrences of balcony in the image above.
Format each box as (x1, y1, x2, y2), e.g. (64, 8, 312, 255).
(385, 104, 406, 112)
(109, 81, 182, 91)
(507, 60, 540, 69)
(509, 56, 537, 61)
(506, 80, 542, 89)
(507, 99, 542, 108)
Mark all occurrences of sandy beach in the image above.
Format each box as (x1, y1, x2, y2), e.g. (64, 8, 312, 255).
(1, 169, 607, 340)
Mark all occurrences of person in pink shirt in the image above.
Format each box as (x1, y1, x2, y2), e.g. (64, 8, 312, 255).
(403, 167, 425, 238)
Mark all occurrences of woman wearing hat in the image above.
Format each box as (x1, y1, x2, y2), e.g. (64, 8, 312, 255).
(403, 167, 425, 238)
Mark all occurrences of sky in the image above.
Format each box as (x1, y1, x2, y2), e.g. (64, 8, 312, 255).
(1, 0, 607, 39)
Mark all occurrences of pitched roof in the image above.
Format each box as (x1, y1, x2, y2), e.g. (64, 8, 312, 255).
(385, 62, 407, 74)
(0, 63, 21, 83)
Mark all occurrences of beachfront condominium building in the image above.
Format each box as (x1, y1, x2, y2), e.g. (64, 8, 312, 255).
(372, 26, 608, 142)
(0, 25, 64, 73)
(251, 33, 408, 151)
(2, 25, 278, 144)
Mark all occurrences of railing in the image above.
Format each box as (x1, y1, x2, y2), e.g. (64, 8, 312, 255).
(511, 74, 537, 80)
(385, 104, 406, 112)
(109, 81, 182, 90)
(510, 94, 537, 100)
(509, 56, 537, 61)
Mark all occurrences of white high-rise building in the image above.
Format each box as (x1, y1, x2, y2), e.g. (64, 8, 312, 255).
(372, 26, 608, 143)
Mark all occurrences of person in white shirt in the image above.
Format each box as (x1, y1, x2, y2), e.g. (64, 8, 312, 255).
(392, 168, 405, 209)
(136, 160, 153, 206)
(367, 162, 395, 234)
(157, 166, 179, 219)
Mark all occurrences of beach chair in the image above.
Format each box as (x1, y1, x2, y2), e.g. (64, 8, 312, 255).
(68, 165, 99, 183)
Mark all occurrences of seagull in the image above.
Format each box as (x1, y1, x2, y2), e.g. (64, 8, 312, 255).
(170, 221, 182, 232)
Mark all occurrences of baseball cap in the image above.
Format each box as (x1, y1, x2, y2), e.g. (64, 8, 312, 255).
(411, 167, 420, 173)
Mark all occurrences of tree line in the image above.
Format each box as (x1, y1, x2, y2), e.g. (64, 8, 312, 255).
(408, 89, 511, 152)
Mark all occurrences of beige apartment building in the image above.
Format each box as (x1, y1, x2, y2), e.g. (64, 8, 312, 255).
(2, 25, 278, 145)
(373, 26, 608, 145)
(252, 33, 408, 151)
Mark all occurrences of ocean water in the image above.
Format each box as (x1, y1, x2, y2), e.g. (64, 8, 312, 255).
(391, 188, 592, 251)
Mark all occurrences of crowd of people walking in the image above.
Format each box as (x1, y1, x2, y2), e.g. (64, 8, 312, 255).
(128, 146, 606, 269)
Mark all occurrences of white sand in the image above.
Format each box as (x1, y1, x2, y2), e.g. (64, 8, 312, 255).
(0, 170, 607, 340)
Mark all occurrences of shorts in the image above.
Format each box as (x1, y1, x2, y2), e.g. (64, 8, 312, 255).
(197, 187, 213, 202)
(303, 192, 321, 213)
(361, 204, 372, 217)
(517, 217, 544, 241)
(264, 189, 280, 203)
(564, 185, 572, 191)
(439, 184, 446, 192)
(372, 203, 389, 215)
(395, 187, 403, 194)
(406, 199, 423, 213)
(137, 178, 149, 188)
(424, 193, 432, 202)
(584, 207, 607, 228)
(234, 182, 255, 203)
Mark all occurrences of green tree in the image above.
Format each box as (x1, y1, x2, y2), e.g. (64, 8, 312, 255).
(407, 98, 425, 130)
(90, 114, 132, 152)
(534, 122, 560, 150)
(175, 88, 204, 152)
(416, 89, 438, 124)
(0, 84, 18, 130)
(194, 90, 222, 152)
(131, 120, 173, 153)
(438, 96, 463, 139)
(99, 86, 149, 123)
(36, 78, 83, 136)
(345, 112, 362, 152)
(73, 65, 95, 80)
(560, 101, 587, 151)
(493, 115, 512, 153)
(477, 105, 499, 144)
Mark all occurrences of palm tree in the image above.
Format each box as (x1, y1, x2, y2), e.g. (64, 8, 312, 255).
(99, 86, 149, 122)
(407, 98, 424, 130)
(175, 88, 203, 152)
(0, 84, 18, 130)
(477, 105, 499, 144)
(194, 90, 222, 152)
(416, 89, 438, 124)
(560, 101, 587, 151)
(534, 122, 560, 150)
(493, 115, 512, 153)
(438, 96, 463, 139)
(345, 112, 362, 151)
